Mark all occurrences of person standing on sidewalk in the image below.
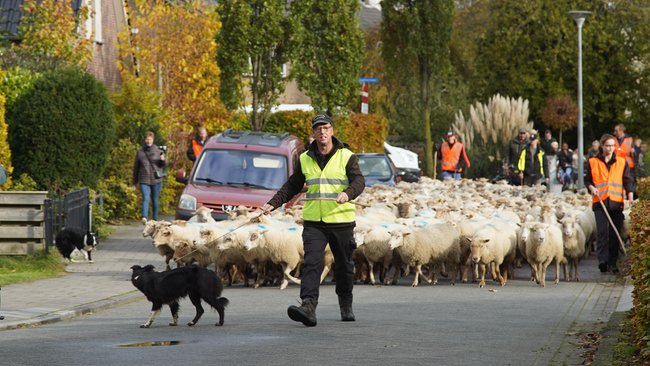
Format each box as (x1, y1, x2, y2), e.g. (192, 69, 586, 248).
(260, 114, 365, 327)
(585, 134, 635, 274)
(133, 131, 166, 221)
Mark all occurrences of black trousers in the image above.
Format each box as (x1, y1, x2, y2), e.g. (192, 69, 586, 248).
(594, 209, 624, 267)
(300, 225, 356, 306)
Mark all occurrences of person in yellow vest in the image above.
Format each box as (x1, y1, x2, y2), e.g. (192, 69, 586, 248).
(186, 126, 209, 162)
(260, 114, 365, 327)
(585, 134, 635, 274)
(517, 133, 548, 186)
(437, 131, 471, 180)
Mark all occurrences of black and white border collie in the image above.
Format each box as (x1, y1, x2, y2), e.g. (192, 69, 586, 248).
(54, 227, 97, 263)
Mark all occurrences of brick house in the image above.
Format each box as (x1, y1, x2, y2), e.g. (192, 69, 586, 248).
(0, 0, 127, 90)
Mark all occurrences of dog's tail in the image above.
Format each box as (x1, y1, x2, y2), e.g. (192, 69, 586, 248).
(216, 297, 229, 308)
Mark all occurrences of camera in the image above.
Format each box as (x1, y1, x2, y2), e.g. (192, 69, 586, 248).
(159, 145, 167, 153)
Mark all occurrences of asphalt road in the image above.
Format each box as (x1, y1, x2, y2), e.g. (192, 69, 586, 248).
(0, 272, 623, 366)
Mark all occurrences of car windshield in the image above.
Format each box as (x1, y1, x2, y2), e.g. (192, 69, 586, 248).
(358, 155, 392, 179)
(192, 150, 288, 190)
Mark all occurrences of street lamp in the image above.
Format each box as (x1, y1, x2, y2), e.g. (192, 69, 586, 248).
(568, 10, 591, 190)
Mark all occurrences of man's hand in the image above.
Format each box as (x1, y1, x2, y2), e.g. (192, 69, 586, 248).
(260, 203, 274, 215)
(588, 185, 599, 196)
(336, 192, 349, 204)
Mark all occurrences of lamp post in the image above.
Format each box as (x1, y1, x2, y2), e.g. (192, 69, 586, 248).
(568, 10, 591, 190)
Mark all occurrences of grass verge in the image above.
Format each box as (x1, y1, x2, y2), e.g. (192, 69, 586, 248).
(612, 316, 640, 366)
(0, 251, 66, 287)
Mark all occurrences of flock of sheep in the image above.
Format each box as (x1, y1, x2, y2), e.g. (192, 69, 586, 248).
(142, 177, 629, 289)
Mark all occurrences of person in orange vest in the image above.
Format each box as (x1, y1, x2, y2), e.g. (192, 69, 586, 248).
(437, 131, 470, 180)
(186, 126, 209, 162)
(613, 123, 635, 177)
(585, 133, 635, 274)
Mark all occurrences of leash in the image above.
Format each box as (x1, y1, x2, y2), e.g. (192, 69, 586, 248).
(595, 194, 627, 256)
(173, 212, 266, 263)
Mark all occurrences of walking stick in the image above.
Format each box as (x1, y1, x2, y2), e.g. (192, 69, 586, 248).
(595, 194, 627, 256)
(433, 151, 438, 180)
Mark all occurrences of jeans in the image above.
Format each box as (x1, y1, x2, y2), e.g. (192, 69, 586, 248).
(441, 171, 461, 180)
(560, 167, 573, 185)
(140, 182, 162, 220)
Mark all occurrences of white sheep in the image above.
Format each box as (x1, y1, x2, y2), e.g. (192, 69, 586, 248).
(388, 223, 460, 287)
(354, 224, 399, 285)
(244, 226, 304, 290)
(526, 223, 565, 288)
(187, 206, 218, 224)
(560, 216, 586, 282)
(469, 225, 517, 288)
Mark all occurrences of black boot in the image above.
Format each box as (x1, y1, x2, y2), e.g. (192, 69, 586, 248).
(338, 295, 355, 322)
(287, 298, 317, 327)
(340, 306, 355, 322)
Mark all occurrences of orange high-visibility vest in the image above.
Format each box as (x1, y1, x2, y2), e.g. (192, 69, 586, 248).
(441, 142, 463, 172)
(191, 139, 204, 160)
(615, 136, 635, 168)
(589, 156, 626, 204)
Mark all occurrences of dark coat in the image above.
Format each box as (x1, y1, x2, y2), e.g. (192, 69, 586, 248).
(133, 145, 167, 185)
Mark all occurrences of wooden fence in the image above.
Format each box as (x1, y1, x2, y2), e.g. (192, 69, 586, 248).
(0, 191, 48, 255)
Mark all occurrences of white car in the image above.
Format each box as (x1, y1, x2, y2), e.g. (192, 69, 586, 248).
(384, 142, 420, 182)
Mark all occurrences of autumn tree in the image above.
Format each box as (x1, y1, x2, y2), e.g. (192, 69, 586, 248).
(290, 0, 364, 114)
(381, 0, 455, 176)
(117, 0, 228, 170)
(541, 95, 578, 146)
(216, 0, 290, 131)
(0, 0, 92, 71)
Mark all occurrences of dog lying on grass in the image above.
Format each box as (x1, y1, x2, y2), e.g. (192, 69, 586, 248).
(130, 264, 229, 328)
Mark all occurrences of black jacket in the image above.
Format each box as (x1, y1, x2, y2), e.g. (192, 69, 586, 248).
(133, 145, 167, 185)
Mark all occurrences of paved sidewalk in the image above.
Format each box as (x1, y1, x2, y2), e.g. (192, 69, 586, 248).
(0, 220, 161, 330)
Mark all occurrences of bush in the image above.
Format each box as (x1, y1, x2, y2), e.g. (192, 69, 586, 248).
(336, 113, 388, 153)
(629, 177, 650, 362)
(265, 110, 313, 143)
(96, 175, 139, 222)
(9, 67, 115, 190)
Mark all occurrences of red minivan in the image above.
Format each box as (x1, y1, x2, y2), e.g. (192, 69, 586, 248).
(175, 129, 304, 220)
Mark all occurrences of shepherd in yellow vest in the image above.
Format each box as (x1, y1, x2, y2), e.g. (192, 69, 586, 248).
(261, 114, 365, 327)
(585, 133, 635, 274)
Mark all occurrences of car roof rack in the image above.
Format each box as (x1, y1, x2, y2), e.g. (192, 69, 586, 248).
(217, 129, 291, 147)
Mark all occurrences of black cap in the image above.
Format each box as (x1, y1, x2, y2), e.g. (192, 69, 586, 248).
(311, 114, 333, 129)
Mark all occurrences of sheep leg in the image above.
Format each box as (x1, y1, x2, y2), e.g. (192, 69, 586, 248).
(494, 262, 505, 286)
(490, 263, 498, 282)
(283, 263, 302, 287)
(478, 263, 486, 288)
(554, 257, 560, 285)
(412, 264, 422, 287)
(499, 262, 508, 286)
(573, 258, 580, 282)
(319, 265, 331, 284)
(368, 261, 376, 285)
(472, 262, 479, 282)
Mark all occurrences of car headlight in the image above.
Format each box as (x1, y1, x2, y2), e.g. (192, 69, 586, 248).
(178, 194, 197, 211)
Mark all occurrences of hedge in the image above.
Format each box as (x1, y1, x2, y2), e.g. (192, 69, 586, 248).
(9, 67, 115, 190)
(630, 176, 650, 361)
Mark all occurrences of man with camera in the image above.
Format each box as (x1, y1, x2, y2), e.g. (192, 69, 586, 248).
(132, 131, 167, 221)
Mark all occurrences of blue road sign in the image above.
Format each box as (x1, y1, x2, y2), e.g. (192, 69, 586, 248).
(358, 77, 379, 83)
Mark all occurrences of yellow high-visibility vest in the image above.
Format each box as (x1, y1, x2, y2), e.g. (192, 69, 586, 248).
(301, 148, 356, 223)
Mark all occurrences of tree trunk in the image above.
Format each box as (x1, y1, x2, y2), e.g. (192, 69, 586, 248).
(420, 63, 433, 177)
